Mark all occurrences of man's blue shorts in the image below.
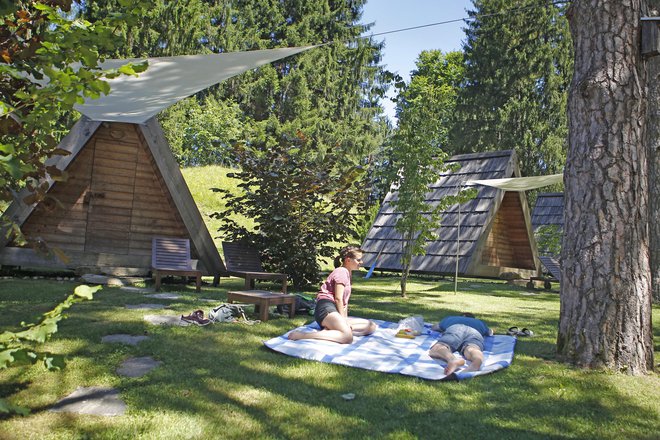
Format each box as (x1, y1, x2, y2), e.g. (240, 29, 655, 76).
(436, 324, 485, 354)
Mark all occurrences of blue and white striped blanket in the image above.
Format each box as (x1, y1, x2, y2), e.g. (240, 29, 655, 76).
(264, 319, 516, 381)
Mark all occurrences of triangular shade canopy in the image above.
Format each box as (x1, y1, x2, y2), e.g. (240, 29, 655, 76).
(468, 174, 563, 191)
(74, 46, 316, 123)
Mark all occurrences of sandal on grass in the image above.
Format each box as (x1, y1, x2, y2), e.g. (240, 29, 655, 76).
(507, 326, 519, 336)
(519, 328, 534, 337)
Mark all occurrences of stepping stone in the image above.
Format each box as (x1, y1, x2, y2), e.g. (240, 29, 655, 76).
(50, 386, 126, 416)
(126, 303, 167, 310)
(120, 286, 155, 294)
(144, 314, 189, 326)
(144, 293, 181, 300)
(101, 334, 149, 346)
(116, 356, 161, 377)
(81, 274, 111, 285)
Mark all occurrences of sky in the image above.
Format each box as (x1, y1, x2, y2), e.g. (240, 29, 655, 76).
(361, 0, 474, 122)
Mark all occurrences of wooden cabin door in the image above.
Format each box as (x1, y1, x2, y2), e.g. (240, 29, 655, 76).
(84, 131, 139, 254)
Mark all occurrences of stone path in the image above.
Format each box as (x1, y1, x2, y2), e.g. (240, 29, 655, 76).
(116, 356, 161, 378)
(144, 314, 189, 326)
(101, 334, 149, 346)
(144, 292, 181, 300)
(125, 303, 168, 310)
(50, 386, 127, 416)
(120, 286, 155, 294)
(52, 286, 191, 416)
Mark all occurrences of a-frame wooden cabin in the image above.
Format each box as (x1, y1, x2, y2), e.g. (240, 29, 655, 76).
(0, 46, 314, 277)
(0, 117, 225, 276)
(362, 150, 540, 279)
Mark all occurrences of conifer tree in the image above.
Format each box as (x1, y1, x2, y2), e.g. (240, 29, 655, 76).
(451, 0, 572, 177)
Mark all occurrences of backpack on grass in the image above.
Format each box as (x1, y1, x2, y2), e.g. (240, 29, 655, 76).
(209, 303, 246, 323)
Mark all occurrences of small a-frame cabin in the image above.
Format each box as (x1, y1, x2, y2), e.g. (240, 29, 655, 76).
(0, 117, 224, 276)
(0, 46, 313, 276)
(361, 150, 539, 279)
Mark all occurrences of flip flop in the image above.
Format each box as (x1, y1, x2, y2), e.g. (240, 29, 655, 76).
(507, 326, 519, 336)
(519, 328, 534, 337)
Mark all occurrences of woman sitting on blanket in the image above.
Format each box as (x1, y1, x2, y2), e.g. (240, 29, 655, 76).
(288, 245, 377, 344)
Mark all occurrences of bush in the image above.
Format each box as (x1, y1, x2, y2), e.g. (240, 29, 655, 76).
(212, 139, 367, 289)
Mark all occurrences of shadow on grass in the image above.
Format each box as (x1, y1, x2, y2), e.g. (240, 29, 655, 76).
(1, 277, 659, 439)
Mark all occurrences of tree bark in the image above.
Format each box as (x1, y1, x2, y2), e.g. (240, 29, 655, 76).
(648, 1, 660, 303)
(558, 0, 654, 374)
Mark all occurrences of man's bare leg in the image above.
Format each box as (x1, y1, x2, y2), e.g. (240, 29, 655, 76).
(429, 342, 465, 375)
(287, 313, 353, 344)
(462, 344, 484, 372)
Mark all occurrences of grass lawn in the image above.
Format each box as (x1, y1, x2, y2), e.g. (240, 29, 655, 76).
(1, 274, 659, 439)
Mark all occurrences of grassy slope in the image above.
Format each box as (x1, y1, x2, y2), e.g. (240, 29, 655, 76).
(180, 165, 254, 250)
(0, 276, 658, 439)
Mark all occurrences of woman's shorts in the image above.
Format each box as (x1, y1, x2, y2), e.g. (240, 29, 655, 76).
(436, 324, 485, 354)
(314, 299, 338, 328)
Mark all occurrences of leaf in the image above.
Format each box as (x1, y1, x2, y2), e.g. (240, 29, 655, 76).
(0, 398, 30, 416)
(43, 353, 65, 370)
(74, 284, 101, 300)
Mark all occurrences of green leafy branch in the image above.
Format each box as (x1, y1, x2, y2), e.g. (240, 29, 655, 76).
(0, 284, 101, 415)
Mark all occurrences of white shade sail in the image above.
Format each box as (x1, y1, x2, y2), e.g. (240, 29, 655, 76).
(468, 173, 563, 191)
(74, 46, 316, 123)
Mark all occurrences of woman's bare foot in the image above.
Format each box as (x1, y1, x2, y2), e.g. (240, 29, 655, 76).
(444, 358, 465, 375)
(287, 331, 306, 340)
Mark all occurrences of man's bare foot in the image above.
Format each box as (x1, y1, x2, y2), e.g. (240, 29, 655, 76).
(462, 360, 482, 373)
(444, 358, 465, 375)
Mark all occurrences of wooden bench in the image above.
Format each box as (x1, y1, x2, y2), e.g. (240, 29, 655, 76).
(227, 290, 296, 321)
(222, 241, 288, 293)
(152, 237, 202, 292)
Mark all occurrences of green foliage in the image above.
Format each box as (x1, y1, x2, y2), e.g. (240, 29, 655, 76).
(0, 284, 100, 415)
(80, 0, 216, 57)
(535, 224, 562, 257)
(0, 0, 147, 246)
(388, 50, 476, 297)
(211, 135, 367, 289)
(451, 0, 572, 177)
(159, 95, 244, 166)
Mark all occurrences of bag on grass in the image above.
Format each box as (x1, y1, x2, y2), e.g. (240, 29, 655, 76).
(209, 303, 246, 323)
(277, 294, 316, 315)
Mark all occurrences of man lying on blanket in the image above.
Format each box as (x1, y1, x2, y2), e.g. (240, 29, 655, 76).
(429, 313, 493, 375)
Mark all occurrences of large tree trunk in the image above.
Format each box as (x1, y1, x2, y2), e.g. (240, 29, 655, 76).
(648, 1, 660, 303)
(558, 0, 654, 374)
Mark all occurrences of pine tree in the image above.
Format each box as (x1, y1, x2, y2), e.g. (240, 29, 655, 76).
(558, 0, 653, 374)
(451, 0, 572, 177)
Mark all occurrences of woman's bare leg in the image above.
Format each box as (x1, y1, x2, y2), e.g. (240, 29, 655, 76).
(346, 317, 377, 336)
(287, 312, 353, 344)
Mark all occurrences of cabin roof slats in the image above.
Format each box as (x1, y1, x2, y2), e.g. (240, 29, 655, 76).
(531, 192, 564, 231)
